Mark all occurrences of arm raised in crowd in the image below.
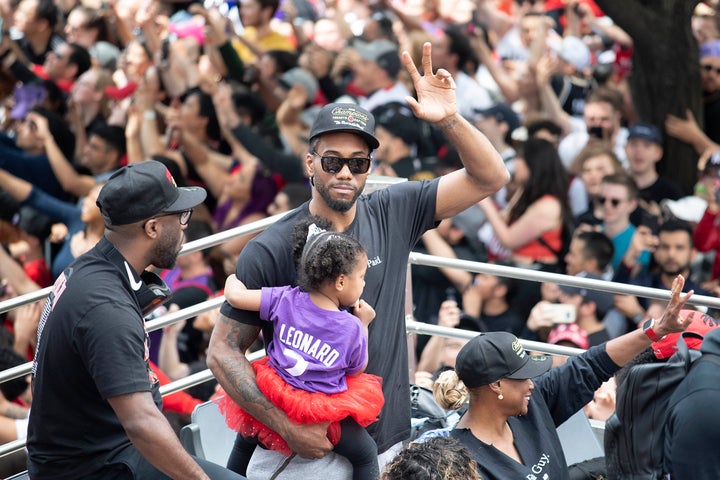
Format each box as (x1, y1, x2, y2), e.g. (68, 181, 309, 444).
(189, 4, 245, 81)
(170, 124, 228, 201)
(134, 80, 166, 159)
(403, 43, 509, 221)
(469, 30, 520, 104)
(477, 195, 562, 251)
(0, 168, 31, 203)
(535, 53, 574, 136)
(124, 106, 145, 165)
(28, 112, 96, 198)
(211, 81, 306, 182)
(276, 85, 312, 159)
(0, 240, 40, 297)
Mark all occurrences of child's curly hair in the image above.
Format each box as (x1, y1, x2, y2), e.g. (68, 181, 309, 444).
(290, 215, 366, 292)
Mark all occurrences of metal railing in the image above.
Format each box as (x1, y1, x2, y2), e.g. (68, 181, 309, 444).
(1, 187, 717, 459)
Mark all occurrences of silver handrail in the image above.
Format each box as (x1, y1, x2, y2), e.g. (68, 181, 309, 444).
(0, 317, 582, 459)
(408, 253, 720, 308)
(1, 187, 716, 460)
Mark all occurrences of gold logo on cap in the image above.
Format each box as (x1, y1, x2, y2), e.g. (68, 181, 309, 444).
(511, 338, 526, 358)
(331, 106, 369, 128)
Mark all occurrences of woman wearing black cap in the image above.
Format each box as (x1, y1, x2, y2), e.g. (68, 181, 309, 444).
(433, 275, 694, 480)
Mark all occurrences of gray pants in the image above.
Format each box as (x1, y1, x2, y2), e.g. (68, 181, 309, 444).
(245, 442, 404, 480)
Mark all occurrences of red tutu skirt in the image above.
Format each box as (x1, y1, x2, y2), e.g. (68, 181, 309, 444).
(213, 357, 384, 456)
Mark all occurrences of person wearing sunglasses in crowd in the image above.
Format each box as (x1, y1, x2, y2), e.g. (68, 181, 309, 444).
(27, 161, 245, 480)
(595, 172, 652, 273)
(207, 42, 510, 478)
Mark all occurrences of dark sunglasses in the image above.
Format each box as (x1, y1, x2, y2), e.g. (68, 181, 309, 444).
(311, 151, 371, 175)
(702, 64, 720, 75)
(595, 196, 622, 207)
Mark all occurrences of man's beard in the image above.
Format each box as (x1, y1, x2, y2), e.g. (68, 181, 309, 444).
(151, 229, 180, 270)
(662, 263, 689, 277)
(314, 176, 361, 213)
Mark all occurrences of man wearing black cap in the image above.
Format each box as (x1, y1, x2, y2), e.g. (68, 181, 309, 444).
(27, 161, 243, 479)
(625, 122, 683, 211)
(208, 43, 510, 477)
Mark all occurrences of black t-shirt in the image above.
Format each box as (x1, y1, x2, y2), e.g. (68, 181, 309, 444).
(27, 238, 162, 480)
(639, 177, 683, 205)
(587, 328, 610, 348)
(480, 308, 525, 337)
(220, 179, 440, 453)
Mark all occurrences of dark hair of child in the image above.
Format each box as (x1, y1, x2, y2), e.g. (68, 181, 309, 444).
(290, 215, 367, 293)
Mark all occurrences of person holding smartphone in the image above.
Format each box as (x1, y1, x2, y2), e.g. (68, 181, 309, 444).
(557, 87, 630, 170)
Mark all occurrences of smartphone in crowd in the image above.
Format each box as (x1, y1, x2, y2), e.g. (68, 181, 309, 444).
(545, 303, 577, 324)
(588, 126, 603, 140)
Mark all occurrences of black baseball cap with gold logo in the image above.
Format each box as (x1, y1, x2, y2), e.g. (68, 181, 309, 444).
(455, 332, 552, 388)
(309, 103, 380, 150)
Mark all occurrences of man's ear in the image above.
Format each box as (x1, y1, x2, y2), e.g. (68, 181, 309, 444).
(305, 152, 315, 178)
(142, 218, 160, 239)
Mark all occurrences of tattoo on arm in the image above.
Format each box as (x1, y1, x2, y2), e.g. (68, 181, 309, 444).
(435, 117, 458, 131)
(218, 315, 277, 413)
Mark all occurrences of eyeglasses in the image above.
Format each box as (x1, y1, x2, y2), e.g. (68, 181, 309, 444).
(144, 209, 193, 227)
(702, 64, 720, 75)
(595, 196, 623, 207)
(310, 151, 372, 175)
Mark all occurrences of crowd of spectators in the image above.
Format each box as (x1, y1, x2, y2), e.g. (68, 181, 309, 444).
(1, 0, 720, 477)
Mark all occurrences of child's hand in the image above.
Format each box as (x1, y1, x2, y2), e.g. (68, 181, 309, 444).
(352, 299, 375, 327)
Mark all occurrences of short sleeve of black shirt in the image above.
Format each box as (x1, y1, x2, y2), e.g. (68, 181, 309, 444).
(75, 301, 152, 400)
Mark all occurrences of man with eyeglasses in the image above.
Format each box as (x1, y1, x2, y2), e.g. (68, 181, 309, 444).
(27, 161, 245, 480)
(208, 43, 509, 478)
